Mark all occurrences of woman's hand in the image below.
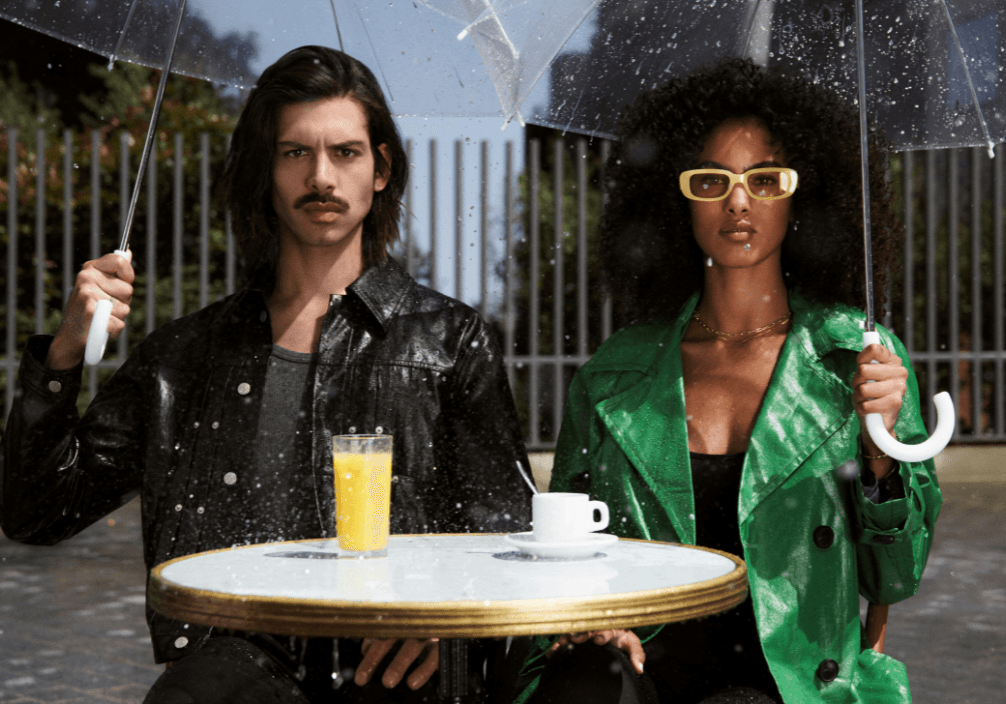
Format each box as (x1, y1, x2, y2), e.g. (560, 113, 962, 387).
(547, 630, 645, 675)
(355, 638, 439, 690)
(852, 343, 908, 479)
(46, 251, 134, 370)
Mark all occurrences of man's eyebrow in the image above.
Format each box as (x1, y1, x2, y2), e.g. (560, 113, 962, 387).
(694, 159, 785, 171)
(275, 140, 368, 149)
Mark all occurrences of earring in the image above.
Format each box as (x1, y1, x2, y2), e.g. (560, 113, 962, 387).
(706, 257, 713, 267)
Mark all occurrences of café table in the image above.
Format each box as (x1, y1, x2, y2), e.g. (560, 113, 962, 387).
(149, 534, 747, 703)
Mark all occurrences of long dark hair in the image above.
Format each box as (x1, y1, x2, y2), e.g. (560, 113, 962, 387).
(220, 46, 408, 288)
(600, 58, 902, 324)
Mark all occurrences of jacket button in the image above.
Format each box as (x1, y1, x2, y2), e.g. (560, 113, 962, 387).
(237, 382, 251, 395)
(48, 380, 62, 393)
(813, 525, 834, 549)
(873, 534, 896, 545)
(817, 659, 839, 682)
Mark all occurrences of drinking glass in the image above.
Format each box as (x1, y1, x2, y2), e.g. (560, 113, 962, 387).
(332, 434, 393, 558)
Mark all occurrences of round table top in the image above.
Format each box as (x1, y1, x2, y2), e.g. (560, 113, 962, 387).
(149, 534, 747, 638)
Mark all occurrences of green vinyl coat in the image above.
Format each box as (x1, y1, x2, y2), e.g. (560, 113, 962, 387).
(516, 291, 941, 704)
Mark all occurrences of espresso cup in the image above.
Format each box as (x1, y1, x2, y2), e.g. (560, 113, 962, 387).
(532, 492, 609, 543)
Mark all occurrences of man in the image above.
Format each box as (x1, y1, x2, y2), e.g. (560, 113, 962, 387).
(0, 46, 532, 703)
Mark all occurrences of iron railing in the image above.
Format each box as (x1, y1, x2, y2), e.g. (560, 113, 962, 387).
(2, 129, 1005, 447)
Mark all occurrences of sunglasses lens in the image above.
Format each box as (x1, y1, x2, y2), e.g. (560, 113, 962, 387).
(688, 172, 730, 199)
(746, 170, 789, 199)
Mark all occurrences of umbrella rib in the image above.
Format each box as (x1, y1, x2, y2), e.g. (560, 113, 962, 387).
(939, 0, 996, 158)
(355, 6, 394, 104)
(328, 0, 345, 53)
(501, 0, 604, 125)
(108, 0, 143, 68)
(736, 0, 774, 64)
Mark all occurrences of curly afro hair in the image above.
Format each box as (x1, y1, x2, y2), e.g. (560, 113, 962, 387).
(600, 58, 902, 324)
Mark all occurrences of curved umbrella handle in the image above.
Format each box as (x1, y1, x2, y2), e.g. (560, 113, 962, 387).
(83, 249, 129, 367)
(862, 331, 954, 462)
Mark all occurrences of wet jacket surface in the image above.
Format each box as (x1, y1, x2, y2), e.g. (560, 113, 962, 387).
(1, 257, 533, 663)
(518, 291, 941, 704)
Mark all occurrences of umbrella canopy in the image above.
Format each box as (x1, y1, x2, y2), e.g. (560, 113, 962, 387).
(439, 0, 971, 459)
(0, 0, 506, 118)
(440, 0, 1003, 153)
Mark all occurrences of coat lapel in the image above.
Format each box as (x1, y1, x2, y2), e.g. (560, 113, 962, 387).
(594, 297, 698, 544)
(739, 294, 860, 525)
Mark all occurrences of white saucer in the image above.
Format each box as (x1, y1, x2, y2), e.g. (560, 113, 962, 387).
(504, 532, 618, 559)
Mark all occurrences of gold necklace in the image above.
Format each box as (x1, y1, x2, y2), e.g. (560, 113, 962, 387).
(692, 309, 793, 341)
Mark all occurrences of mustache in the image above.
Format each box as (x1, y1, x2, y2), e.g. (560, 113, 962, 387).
(294, 192, 350, 211)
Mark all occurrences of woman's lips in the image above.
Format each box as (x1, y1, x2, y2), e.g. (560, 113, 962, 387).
(721, 227, 754, 241)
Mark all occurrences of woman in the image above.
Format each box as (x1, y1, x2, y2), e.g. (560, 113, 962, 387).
(514, 59, 941, 704)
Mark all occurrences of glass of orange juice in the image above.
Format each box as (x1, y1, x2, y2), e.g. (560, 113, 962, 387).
(332, 434, 393, 558)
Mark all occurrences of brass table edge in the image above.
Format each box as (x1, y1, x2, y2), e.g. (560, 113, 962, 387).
(148, 535, 748, 639)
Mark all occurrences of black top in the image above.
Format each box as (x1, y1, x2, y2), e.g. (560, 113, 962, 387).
(642, 452, 781, 703)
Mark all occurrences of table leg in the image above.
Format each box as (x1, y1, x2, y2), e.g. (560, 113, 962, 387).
(438, 638, 483, 703)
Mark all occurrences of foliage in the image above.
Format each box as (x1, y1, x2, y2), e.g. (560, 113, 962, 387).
(1, 62, 238, 425)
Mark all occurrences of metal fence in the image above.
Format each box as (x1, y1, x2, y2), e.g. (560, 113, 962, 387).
(2, 129, 1005, 447)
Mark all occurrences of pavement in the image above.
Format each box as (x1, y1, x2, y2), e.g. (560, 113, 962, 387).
(2, 447, 1004, 703)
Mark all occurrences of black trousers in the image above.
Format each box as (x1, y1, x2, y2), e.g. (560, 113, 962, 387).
(143, 635, 439, 704)
(529, 642, 781, 704)
(144, 633, 530, 704)
(528, 615, 782, 704)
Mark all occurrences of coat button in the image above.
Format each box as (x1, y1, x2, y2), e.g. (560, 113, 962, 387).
(174, 636, 189, 649)
(48, 380, 62, 393)
(817, 659, 839, 682)
(813, 525, 835, 549)
(873, 534, 896, 545)
(237, 382, 251, 395)
(223, 472, 238, 485)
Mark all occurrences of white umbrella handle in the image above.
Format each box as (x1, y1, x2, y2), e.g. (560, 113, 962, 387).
(862, 331, 954, 462)
(83, 249, 129, 367)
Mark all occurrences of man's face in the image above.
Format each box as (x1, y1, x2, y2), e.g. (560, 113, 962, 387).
(271, 96, 389, 254)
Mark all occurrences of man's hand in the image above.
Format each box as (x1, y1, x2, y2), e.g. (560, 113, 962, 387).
(547, 630, 645, 675)
(354, 638, 439, 690)
(46, 251, 134, 370)
(852, 343, 908, 479)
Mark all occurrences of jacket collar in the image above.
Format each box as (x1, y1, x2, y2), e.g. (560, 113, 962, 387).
(595, 290, 864, 540)
(345, 256, 413, 333)
(236, 256, 413, 335)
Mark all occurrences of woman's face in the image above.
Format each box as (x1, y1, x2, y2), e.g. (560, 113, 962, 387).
(688, 118, 792, 270)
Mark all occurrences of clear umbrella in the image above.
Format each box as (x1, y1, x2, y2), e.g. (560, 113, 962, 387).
(437, 0, 1003, 153)
(0, 0, 509, 364)
(435, 0, 989, 459)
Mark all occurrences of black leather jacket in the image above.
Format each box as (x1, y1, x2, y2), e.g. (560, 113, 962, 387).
(1, 258, 533, 662)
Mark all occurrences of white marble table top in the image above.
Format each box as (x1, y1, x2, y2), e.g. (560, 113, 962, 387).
(149, 534, 747, 638)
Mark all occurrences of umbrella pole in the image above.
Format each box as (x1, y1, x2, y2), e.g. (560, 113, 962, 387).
(854, 0, 874, 333)
(116, 0, 188, 252)
(84, 0, 187, 366)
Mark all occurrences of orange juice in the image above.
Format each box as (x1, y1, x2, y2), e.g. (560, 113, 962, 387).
(332, 450, 393, 553)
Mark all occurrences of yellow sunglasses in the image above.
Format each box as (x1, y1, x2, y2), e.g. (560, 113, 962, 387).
(679, 167, 799, 201)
